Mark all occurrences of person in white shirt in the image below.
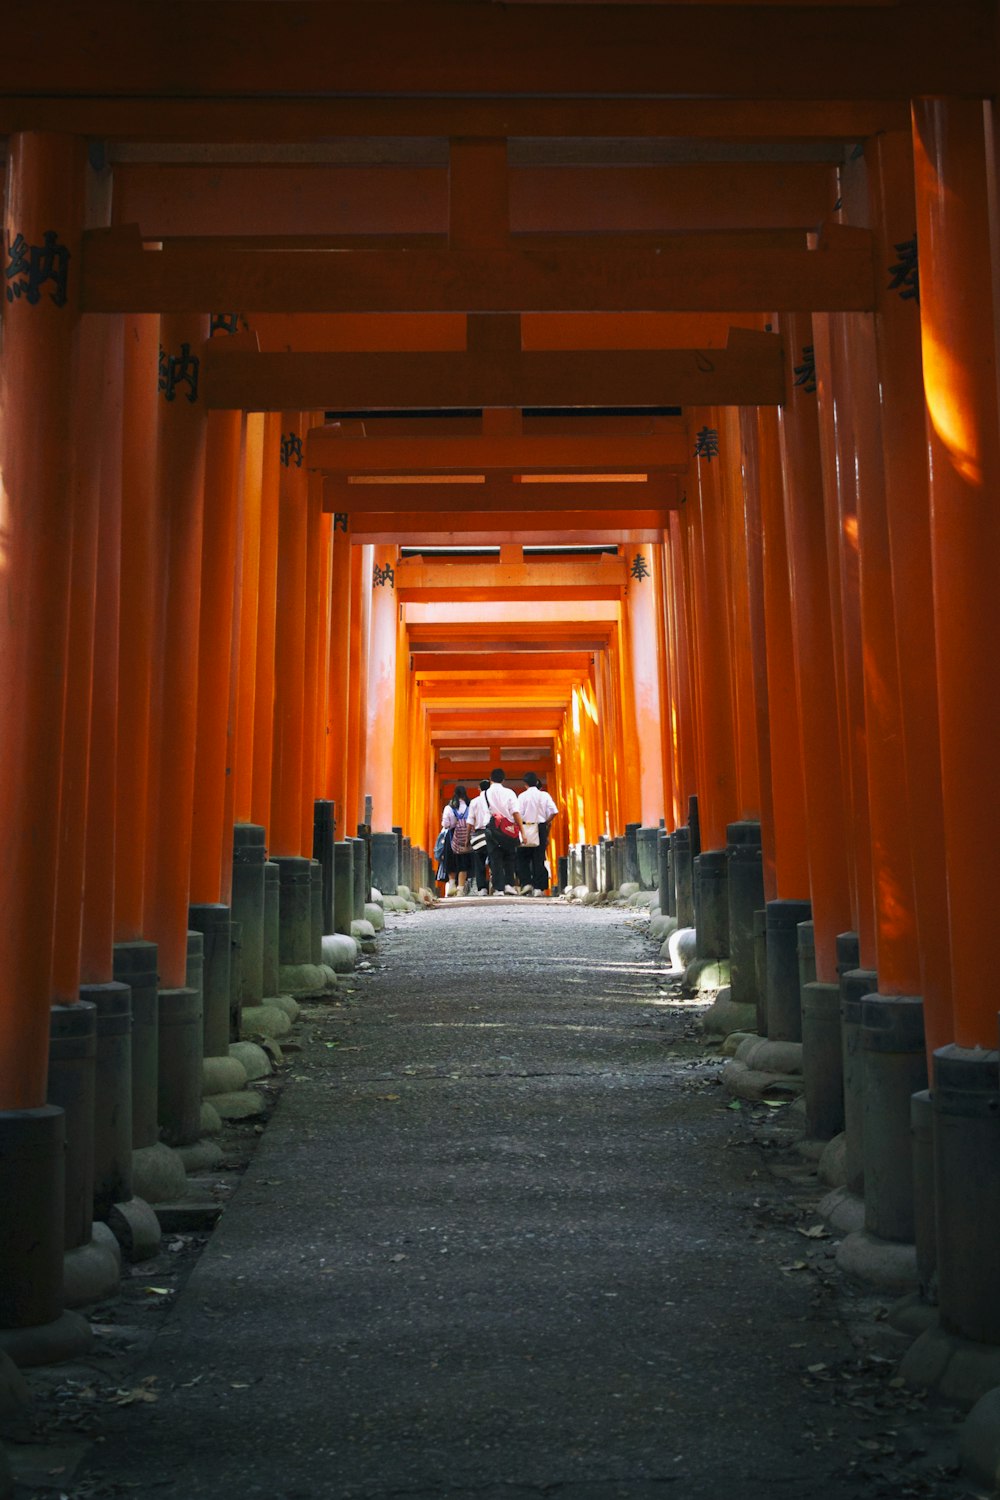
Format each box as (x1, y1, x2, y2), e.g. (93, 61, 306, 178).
(516, 771, 559, 894)
(466, 779, 492, 893)
(482, 768, 524, 895)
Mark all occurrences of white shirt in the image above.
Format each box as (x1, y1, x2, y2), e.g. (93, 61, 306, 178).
(466, 792, 491, 830)
(517, 786, 558, 823)
(483, 782, 519, 820)
(441, 799, 468, 830)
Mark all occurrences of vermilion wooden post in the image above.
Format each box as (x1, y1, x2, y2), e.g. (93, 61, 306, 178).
(755, 407, 810, 900)
(366, 546, 399, 833)
(190, 406, 243, 904)
(665, 511, 698, 829)
(234, 413, 264, 826)
(143, 312, 210, 989)
(355, 544, 375, 825)
(325, 520, 353, 824)
(344, 542, 366, 832)
(52, 309, 109, 1002)
(776, 311, 853, 983)
(250, 412, 282, 832)
(813, 312, 877, 962)
(624, 544, 667, 825)
(651, 542, 674, 824)
(737, 409, 778, 900)
(719, 407, 761, 820)
(114, 314, 160, 944)
(313, 507, 333, 827)
(299, 451, 326, 854)
(868, 130, 954, 1054)
(269, 411, 309, 858)
(81, 318, 125, 986)
(913, 98, 1000, 1049)
(688, 408, 738, 852)
(0, 133, 86, 1107)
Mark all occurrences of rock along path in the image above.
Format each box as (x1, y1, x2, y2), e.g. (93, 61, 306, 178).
(80, 901, 969, 1499)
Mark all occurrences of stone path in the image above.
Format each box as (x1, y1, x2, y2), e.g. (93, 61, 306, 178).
(76, 902, 976, 1499)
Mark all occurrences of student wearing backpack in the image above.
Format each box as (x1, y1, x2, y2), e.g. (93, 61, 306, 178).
(440, 784, 473, 896)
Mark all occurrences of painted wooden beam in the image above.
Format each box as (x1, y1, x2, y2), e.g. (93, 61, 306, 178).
(1, 3, 990, 100)
(323, 475, 680, 514)
(309, 427, 689, 476)
(81, 225, 875, 314)
(203, 329, 785, 410)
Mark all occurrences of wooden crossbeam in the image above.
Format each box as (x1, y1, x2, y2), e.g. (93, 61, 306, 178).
(412, 653, 594, 672)
(351, 520, 667, 546)
(310, 425, 688, 476)
(203, 329, 784, 410)
(1, 4, 990, 100)
(394, 554, 627, 604)
(323, 475, 680, 514)
(81, 226, 875, 314)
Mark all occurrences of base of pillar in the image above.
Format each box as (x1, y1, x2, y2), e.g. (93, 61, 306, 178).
(277, 962, 338, 999)
(648, 912, 676, 943)
(62, 1228, 121, 1309)
(817, 1132, 848, 1187)
(321, 933, 359, 972)
(203, 1054, 249, 1097)
(959, 1386, 1000, 1488)
(228, 1041, 273, 1080)
(210, 1090, 267, 1121)
(132, 1142, 187, 1204)
(818, 1184, 865, 1236)
(700, 986, 757, 1039)
(722, 1036, 803, 1103)
(175, 1138, 225, 1174)
(682, 957, 731, 994)
(618, 882, 640, 900)
(106, 1196, 161, 1263)
(240, 1003, 293, 1041)
(835, 1227, 919, 1292)
(887, 1290, 939, 1336)
(364, 902, 385, 932)
(901, 1322, 1000, 1410)
(0, 1311, 93, 1368)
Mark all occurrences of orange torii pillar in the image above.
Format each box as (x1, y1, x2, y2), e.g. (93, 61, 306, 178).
(309, 489, 335, 933)
(671, 502, 704, 926)
(248, 413, 283, 999)
(300, 456, 329, 941)
(911, 97, 1000, 1351)
(662, 510, 699, 926)
(623, 543, 667, 892)
(775, 313, 854, 1141)
(751, 408, 813, 1047)
(189, 403, 244, 1070)
(368, 546, 401, 897)
(869, 132, 953, 1057)
(0, 132, 95, 1353)
(231, 412, 269, 1010)
(325, 515, 352, 827)
(686, 412, 740, 978)
(143, 311, 210, 1153)
(269, 413, 314, 977)
(112, 311, 185, 1203)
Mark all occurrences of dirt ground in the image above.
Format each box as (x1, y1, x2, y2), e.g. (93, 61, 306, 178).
(4, 899, 989, 1500)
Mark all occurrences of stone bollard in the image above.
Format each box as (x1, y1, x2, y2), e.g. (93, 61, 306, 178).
(84, 982, 133, 1218)
(765, 899, 812, 1042)
(797, 920, 816, 991)
(158, 983, 204, 1148)
(727, 822, 764, 1010)
(113, 941, 159, 1152)
(753, 910, 768, 1036)
(636, 826, 659, 891)
(623, 823, 641, 885)
(911, 1089, 936, 1296)
(402, 836, 411, 891)
(187, 903, 231, 1060)
(309, 860, 324, 964)
(694, 849, 728, 960)
(351, 836, 367, 919)
(841, 966, 877, 1197)
(802, 980, 845, 1140)
(334, 841, 354, 936)
(372, 832, 400, 899)
(672, 827, 694, 927)
(262, 860, 280, 998)
(933, 1046, 1000, 1343)
(355, 825, 372, 903)
(47, 1002, 97, 1253)
(657, 832, 671, 916)
(312, 800, 335, 935)
(229, 920, 243, 1040)
(583, 843, 597, 892)
(273, 856, 313, 967)
(0, 1105, 92, 1363)
(231, 825, 266, 1006)
(557, 854, 568, 894)
(861, 994, 927, 1243)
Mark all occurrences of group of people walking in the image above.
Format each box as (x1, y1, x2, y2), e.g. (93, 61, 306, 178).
(437, 768, 558, 897)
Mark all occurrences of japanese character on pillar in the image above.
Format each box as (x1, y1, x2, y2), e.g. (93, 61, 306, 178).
(333, 513, 348, 534)
(629, 553, 650, 583)
(157, 342, 200, 403)
(793, 345, 817, 394)
(4, 229, 70, 306)
(209, 312, 248, 337)
(693, 426, 719, 462)
(280, 432, 304, 467)
(888, 235, 919, 304)
(373, 562, 395, 589)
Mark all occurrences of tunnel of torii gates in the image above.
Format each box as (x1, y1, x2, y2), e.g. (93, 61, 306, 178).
(2, 0, 1000, 1403)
